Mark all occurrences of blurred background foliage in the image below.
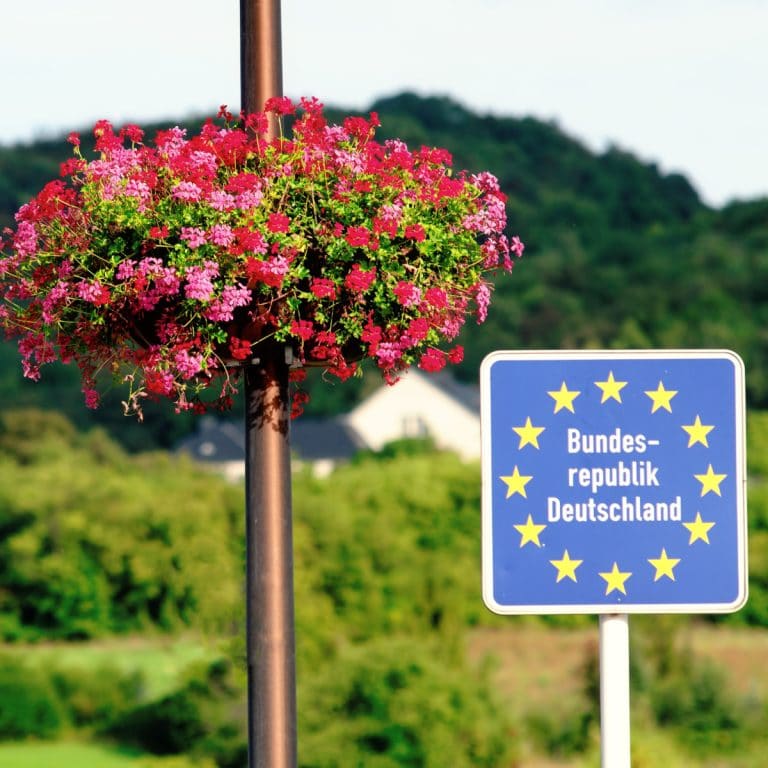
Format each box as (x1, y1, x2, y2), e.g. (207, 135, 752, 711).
(1, 93, 768, 765)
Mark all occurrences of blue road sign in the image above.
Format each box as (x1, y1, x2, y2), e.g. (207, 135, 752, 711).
(480, 350, 747, 614)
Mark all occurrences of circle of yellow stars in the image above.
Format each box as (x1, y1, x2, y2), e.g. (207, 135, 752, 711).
(498, 370, 727, 599)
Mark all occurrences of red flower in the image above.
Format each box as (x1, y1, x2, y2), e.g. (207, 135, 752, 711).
(310, 277, 337, 300)
(264, 96, 295, 116)
(290, 319, 314, 341)
(267, 212, 291, 233)
(404, 223, 426, 242)
(418, 347, 446, 373)
(345, 225, 371, 248)
(228, 336, 252, 361)
(344, 264, 376, 293)
(424, 286, 448, 309)
(448, 345, 464, 364)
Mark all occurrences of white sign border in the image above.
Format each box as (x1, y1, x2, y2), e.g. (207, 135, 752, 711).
(480, 349, 748, 615)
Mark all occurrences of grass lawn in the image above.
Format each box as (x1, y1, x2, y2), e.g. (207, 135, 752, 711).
(0, 741, 214, 767)
(2, 635, 219, 699)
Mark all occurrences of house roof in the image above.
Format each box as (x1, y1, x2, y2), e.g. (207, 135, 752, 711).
(175, 370, 480, 468)
(176, 416, 245, 463)
(176, 414, 363, 465)
(289, 418, 364, 461)
(424, 370, 480, 414)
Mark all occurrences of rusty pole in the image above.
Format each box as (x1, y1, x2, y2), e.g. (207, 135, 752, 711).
(240, 2, 296, 767)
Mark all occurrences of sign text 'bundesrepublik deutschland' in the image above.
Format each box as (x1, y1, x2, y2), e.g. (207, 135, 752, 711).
(480, 351, 747, 615)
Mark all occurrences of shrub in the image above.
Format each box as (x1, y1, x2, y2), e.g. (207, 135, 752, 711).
(49, 663, 145, 728)
(298, 636, 517, 768)
(0, 655, 63, 738)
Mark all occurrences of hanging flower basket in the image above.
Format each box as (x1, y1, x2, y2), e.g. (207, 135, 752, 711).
(0, 97, 523, 417)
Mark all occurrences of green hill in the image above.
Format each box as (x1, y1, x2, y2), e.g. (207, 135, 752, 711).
(1, 93, 767, 449)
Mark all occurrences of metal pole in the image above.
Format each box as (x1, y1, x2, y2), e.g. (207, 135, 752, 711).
(599, 614, 631, 768)
(240, 3, 296, 768)
(240, 0, 283, 114)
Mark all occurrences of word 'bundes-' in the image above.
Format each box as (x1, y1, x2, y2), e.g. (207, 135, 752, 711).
(567, 427, 657, 455)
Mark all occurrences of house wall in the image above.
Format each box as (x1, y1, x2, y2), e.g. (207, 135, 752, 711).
(344, 371, 480, 460)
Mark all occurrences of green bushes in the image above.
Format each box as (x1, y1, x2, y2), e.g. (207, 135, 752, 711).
(298, 637, 517, 768)
(0, 409, 243, 640)
(0, 656, 63, 739)
(107, 659, 247, 768)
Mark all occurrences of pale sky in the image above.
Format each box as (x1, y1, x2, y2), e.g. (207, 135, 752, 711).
(2, 0, 766, 207)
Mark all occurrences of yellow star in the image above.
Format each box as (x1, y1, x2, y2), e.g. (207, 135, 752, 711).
(513, 417, 545, 449)
(683, 512, 715, 544)
(648, 548, 681, 581)
(595, 371, 627, 404)
(499, 466, 533, 498)
(550, 550, 583, 583)
(645, 381, 678, 413)
(682, 415, 714, 447)
(599, 562, 632, 595)
(694, 464, 727, 496)
(547, 381, 581, 413)
(514, 514, 546, 547)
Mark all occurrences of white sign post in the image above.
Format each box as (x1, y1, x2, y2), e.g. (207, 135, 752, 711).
(480, 350, 747, 765)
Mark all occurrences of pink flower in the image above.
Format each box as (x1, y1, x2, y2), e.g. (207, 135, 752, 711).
(236, 189, 264, 209)
(172, 181, 202, 202)
(208, 189, 236, 211)
(175, 349, 204, 379)
(205, 284, 251, 322)
(394, 281, 421, 307)
(511, 235, 525, 258)
(77, 281, 110, 305)
(208, 224, 235, 247)
(184, 261, 219, 301)
(376, 342, 403, 367)
(13, 221, 37, 257)
(475, 282, 491, 323)
(344, 264, 376, 293)
(124, 179, 151, 206)
(181, 227, 207, 249)
(84, 388, 100, 409)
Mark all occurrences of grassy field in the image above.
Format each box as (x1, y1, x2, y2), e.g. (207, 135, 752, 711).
(2, 634, 219, 699)
(467, 619, 768, 767)
(3, 623, 768, 767)
(0, 742, 214, 768)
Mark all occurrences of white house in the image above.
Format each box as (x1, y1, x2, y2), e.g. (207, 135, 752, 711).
(176, 369, 481, 478)
(343, 369, 480, 461)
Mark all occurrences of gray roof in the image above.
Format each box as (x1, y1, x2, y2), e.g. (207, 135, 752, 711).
(176, 415, 363, 464)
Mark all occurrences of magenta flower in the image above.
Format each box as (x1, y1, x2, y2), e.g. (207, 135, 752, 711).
(180, 227, 207, 249)
(0, 98, 521, 417)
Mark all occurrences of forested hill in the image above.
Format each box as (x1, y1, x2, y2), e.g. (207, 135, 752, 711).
(1, 92, 767, 449)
